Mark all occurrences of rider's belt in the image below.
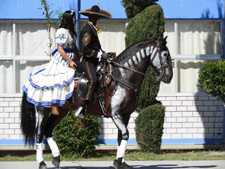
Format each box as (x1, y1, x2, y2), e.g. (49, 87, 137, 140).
(51, 48, 74, 56)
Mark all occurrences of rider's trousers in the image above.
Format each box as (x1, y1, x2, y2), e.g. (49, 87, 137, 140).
(82, 57, 98, 101)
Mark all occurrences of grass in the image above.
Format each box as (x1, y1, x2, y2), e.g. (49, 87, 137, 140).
(1, 150, 225, 161)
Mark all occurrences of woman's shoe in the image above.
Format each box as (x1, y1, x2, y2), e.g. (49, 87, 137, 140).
(52, 104, 59, 115)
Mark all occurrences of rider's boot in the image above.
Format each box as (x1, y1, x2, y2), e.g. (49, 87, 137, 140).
(75, 99, 87, 119)
(51, 104, 59, 115)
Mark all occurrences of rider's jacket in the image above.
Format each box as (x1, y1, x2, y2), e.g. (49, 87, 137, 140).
(79, 22, 102, 58)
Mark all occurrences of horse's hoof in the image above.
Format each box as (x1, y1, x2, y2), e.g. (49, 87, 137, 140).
(113, 159, 121, 169)
(121, 162, 131, 169)
(39, 161, 47, 169)
(113, 160, 131, 169)
(52, 155, 60, 168)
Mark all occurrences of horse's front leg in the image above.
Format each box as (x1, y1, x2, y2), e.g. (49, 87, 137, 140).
(112, 113, 131, 169)
(36, 107, 50, 169)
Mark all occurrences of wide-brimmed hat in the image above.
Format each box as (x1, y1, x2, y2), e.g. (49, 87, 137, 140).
(79, 5, 112, 18)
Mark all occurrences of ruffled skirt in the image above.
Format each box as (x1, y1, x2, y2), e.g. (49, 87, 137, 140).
(22, 51, 75, 107)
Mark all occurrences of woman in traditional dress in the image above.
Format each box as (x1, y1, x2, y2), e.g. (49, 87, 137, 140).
(22, 10, 80, 115)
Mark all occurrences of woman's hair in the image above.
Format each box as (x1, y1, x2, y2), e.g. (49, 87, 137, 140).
(59, 10, 76, 38)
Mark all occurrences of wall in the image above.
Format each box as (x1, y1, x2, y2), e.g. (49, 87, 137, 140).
(159, 0, 224, 19)
(0, 0, 224, 20)
(0, 93, 224, 149)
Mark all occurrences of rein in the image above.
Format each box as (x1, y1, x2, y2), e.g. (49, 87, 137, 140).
(108, 60, 158, 81)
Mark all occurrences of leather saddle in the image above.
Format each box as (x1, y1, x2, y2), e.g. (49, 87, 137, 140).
(73, 59, 113, 117)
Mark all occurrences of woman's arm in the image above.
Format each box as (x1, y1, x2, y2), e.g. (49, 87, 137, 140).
(58, 45, 77, 69)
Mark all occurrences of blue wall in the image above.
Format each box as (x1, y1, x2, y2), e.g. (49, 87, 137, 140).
(159, 0, 224, 19)
(79, 0, 126, 19)
(0, 0, 78, 19)
(0, 0, 224, 20)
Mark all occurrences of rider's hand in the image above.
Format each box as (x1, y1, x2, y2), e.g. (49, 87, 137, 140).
(69, 60, 77, 69)
(101, 53, 109, 59)
(110, 52, 116, 58)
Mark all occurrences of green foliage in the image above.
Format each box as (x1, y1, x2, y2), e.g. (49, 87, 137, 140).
(39, 0, 55, 22)
(121, 0, 159, 19)
(123, 2, 165, 152)
(53, 111, 101, 157)
(135, 103, 165, 153)
(125, 4, 165, 47)
(39, 0, 55, 57)
(198, 59, 225, 104)
(124, 4, 165, 109)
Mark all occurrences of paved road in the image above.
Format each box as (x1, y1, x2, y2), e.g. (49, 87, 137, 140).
(1, 161, 225, 169)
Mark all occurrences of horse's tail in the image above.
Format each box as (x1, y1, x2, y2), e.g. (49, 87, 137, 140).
(20, 92, 36, 145)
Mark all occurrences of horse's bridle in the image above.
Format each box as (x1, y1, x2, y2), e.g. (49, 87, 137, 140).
(151, 44, 172, 81)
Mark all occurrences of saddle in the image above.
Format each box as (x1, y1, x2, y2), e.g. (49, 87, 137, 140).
(73, 59, 114, 117)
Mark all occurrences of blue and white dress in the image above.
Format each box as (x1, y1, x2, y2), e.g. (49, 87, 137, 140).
(22, 28, 76, 107)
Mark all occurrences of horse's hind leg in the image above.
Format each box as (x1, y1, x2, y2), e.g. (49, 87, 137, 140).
(44, 114, 61, 168)
(112, 113, 131, 169)
(44, 108, 69, 168)
(36, 107, 50, 169)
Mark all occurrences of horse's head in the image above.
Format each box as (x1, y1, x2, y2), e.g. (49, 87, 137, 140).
(151, 36, 173, 84)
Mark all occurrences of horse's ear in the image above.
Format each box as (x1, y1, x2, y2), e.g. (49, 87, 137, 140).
(159, 36, 167, 45)
(156, 36, 161, 46)
(163, 36, 168, 41)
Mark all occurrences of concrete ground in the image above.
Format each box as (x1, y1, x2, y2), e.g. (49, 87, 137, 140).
(1, 160, 225, 169)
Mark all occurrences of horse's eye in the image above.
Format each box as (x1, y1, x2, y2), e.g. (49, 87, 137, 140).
(161, 51, 168, 58)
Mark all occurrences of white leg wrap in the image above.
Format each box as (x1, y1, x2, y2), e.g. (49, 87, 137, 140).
(36, 143, 43, 163)
(47, 137, 60, 157)
(117, 140, 127, 162)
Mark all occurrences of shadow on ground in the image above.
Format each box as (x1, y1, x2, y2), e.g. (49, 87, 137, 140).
(47, 164, 218, 169)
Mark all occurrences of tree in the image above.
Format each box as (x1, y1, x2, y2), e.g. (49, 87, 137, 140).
(39, 0, 55, 58)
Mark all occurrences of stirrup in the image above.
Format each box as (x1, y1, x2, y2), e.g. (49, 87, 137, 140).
(98, 91, 109, 118)
(75, 107, 85, 119)
(74, 100, 86, 119)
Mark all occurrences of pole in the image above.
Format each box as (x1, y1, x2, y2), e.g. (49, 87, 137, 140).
(75, 0, 80, 47)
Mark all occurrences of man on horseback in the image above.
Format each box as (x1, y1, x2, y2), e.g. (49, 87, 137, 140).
(75, 5, 113, 119)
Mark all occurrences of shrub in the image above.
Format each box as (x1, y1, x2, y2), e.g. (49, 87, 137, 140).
(135, 103, 165, 153)
(198, 59, 225, 104)
(121, 0, 159, 19)
(53, 111, 101, 157)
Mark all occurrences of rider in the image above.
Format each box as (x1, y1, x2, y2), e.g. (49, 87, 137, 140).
(75, 5, 112, 119)
(22, 10, 79, 115)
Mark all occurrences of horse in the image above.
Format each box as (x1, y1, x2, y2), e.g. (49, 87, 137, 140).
(20, 36, 173, 169)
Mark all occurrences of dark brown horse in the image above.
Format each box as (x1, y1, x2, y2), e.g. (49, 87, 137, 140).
(21, 37, 173, 169)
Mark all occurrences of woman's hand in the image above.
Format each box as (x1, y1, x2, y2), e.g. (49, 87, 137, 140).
(69, 60, 77, 69)
(58, 46, 77, 69)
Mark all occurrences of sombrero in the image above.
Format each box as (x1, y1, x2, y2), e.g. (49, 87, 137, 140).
(79, 5, 112, 18)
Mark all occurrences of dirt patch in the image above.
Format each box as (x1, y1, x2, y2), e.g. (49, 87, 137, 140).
(208, 152, 225, 156)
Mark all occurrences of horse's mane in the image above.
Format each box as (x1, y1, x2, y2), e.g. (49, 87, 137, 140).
(114, 38, 157, 64)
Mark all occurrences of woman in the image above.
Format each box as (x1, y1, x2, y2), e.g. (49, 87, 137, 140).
(22, 10, 79, 115)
